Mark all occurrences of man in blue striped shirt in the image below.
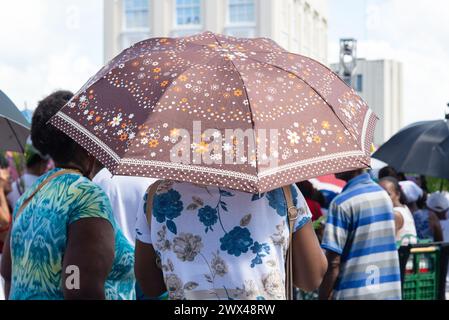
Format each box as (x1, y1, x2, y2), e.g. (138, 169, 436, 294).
(319, 170, 402, 300)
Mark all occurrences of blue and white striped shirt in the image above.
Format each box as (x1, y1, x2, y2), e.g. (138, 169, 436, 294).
(321, 173, 402, 300)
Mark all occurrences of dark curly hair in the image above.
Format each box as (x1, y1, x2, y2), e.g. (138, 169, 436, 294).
(379, 176, 407, 205)
(378, 166, 398, 180)
(31, 90, 83, 164)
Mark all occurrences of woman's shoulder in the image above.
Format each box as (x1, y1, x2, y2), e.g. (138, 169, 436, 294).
(61, 171, 104, 192)
(154, 181, 306, 208)
(156, 180, 222, 195)
(50, 170, 111, 207)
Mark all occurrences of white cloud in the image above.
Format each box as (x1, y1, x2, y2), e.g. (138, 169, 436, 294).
(0, 0, 103, 110)
(329, 0, 449, 126)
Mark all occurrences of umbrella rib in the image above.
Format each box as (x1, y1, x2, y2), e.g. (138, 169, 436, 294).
(246, 55, 359, 144)
(6, 118, 25, 153)
(210, 33, 260, 178)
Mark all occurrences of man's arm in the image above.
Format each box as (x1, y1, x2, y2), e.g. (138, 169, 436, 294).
(318, 250, 341, 300)
(318, 199, 348, 300)
(292, 221, 327, 291)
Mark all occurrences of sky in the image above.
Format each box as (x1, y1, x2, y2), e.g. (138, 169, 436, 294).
(0, 0, 103, 110)
(328, 0, 449, 125)
(1, 0, 448, 128)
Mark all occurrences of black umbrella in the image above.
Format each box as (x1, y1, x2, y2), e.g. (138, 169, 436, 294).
(373, 120, 449, 179)
(0, 90, 30, 153)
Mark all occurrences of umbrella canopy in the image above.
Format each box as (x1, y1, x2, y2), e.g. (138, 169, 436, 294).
(310, 175, 346, 193)
(0, 90, 30, 153)
(373, 120, 449, 179)
(50, 32, 377, 193)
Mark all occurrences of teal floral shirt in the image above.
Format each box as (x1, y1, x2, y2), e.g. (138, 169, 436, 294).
(135, 181, 312, 300)
(9, 168, 135, 300)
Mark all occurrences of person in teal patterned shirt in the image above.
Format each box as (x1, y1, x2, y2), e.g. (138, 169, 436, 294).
(0, 91, 135, 300)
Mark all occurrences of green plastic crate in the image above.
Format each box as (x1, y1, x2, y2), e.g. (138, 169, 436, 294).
(402, 247, 440, 300)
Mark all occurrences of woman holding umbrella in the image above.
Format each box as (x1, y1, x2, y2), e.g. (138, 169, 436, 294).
(1, 91, 135, 300)
(135, 181, 328, 300)
(47, 33, 378, 300)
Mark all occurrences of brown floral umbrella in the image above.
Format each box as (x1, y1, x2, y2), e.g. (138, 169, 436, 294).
(50, 32, 377, 193)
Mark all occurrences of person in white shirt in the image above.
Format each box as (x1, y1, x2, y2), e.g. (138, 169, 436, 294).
(7, 144, 49, 210)
(379, 177, 417, 245)
(93, 167, 156, 246)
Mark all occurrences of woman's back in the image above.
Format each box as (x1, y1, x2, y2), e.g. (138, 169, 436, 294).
(9, 169, 135, 300)
(135, 181, 312, 300)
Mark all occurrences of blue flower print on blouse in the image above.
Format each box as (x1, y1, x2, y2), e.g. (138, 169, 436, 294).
(290, 185, 298, 207)
(198, 205, 218, 232)
(220, 227, 254, 257)
(266, 189, 287, 217)
(265, 186, 298, 217)
(250, 242, 270, 268)
(153, 189, 184, 234)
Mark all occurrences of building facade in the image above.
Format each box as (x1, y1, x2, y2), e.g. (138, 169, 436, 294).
(331, 59, 404, 146)
(104, 0, 328, 64)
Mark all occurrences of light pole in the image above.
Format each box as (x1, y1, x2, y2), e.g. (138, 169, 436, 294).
(339, 39, 358, 88)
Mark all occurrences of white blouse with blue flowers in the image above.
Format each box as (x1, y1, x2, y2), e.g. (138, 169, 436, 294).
(135, 181, 312, 300)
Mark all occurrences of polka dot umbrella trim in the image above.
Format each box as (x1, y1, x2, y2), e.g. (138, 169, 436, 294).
(50, 32, 377, 193)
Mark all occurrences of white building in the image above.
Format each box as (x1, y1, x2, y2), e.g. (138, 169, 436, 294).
(104, 0, 328, 64)
(331, 59, 404, 146)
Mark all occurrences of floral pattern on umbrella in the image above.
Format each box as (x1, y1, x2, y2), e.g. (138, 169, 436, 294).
(50, 32, 377, 193)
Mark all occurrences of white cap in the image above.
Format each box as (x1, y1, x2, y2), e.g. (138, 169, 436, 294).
(426, 192, 449, 213)
(399, 180, 423, 204)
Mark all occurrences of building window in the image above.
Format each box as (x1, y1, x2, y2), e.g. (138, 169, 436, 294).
(175, 0, 202, 26)
(123, 0, 150, 30)
(225, 0, 256, 38)
(356, 74, 363, 92)
(229, 0, 255, 24)
(121, 0, 150, 50)
(225, 27, 255, 38)
(121, 33, 149, 49)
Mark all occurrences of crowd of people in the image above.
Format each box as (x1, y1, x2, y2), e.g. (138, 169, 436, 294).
(0, 90, 448, 300)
